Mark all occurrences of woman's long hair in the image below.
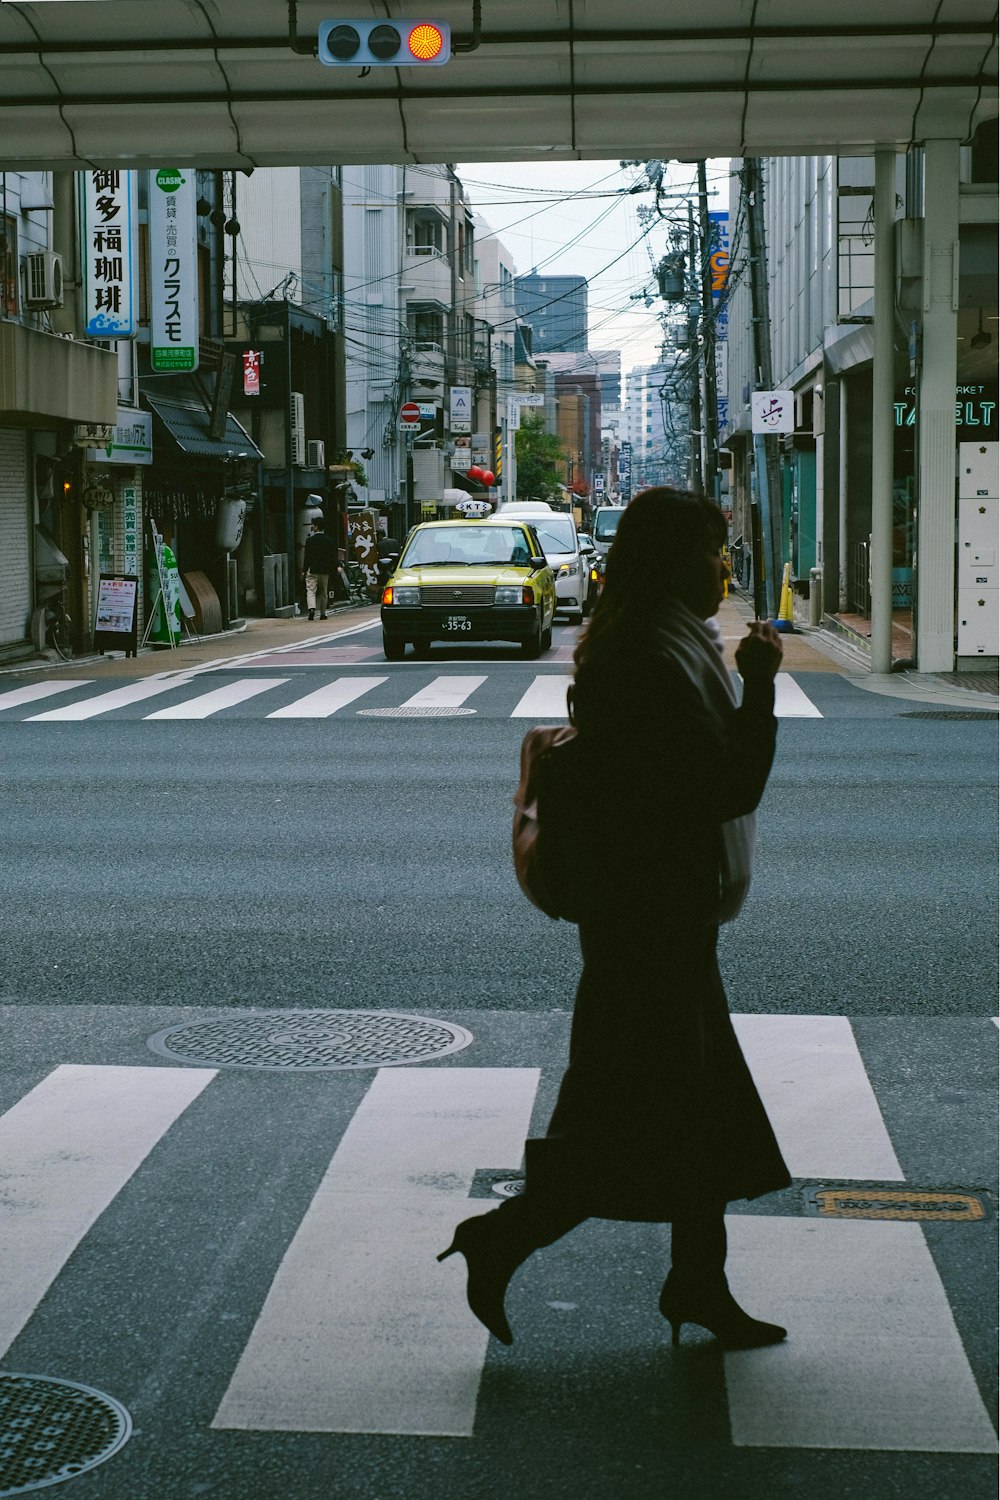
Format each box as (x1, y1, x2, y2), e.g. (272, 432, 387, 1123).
(573, 487, 725, 689)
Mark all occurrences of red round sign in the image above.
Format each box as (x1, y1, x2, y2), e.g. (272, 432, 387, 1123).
(399, 402, 421, 424)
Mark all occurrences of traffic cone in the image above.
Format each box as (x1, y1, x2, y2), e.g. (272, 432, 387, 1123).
(774, 562, 796, 633)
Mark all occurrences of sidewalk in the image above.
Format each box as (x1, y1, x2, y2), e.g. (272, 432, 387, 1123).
(0, 599, 383, 681)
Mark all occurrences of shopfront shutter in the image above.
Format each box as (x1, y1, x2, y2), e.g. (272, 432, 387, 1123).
(0, 427, 31, 644)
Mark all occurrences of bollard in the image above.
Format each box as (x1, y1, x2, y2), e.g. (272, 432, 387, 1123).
(809, 566, 823, 626)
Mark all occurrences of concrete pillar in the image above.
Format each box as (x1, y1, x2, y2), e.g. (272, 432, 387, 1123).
(869, 148, 897, 673)
(916, 140, 960, 672)
(839, 379, 849, 610)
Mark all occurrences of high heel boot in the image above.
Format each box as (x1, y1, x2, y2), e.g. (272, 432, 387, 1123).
(659, 1274, 786, 1350)
(437, 1213, 524, 1346)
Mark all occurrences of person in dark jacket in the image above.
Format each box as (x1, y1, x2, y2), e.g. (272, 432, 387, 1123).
(302, 518, 339, 621)
(439, 487, 791, 1350)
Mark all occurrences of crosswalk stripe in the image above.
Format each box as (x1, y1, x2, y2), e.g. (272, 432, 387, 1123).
(0, 1064, 215, 1360)
(26, 676, 195, 720)
(213, 1067, 541, 1437)
(772, 675, 824, 717)
(144, 678, 288, 719)
(732, 1015, 903, 1180)
(401, 675, 487, 709)
(266, 675, 389, 718)
(511, 675, 572, 718)
(725, 1216, 997, 1452)
(0, 680, 93, 712)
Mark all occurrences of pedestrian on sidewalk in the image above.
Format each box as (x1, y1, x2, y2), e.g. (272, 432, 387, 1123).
(440, 487, 791, 1350)
(302, 517, 339, 622)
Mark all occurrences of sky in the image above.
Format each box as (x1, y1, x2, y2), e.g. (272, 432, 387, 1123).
(457, 159, 730, 378)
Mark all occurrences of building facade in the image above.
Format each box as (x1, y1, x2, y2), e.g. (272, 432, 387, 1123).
(515, 272, 588, 355)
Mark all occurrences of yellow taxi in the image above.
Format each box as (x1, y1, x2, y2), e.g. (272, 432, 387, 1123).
(380, 518, 556, 660)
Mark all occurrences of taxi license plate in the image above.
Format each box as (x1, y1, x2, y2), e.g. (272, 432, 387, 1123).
(442, 614, 472, 632)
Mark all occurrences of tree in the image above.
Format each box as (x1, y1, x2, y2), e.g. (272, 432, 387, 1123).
(514, 413, 567, 504)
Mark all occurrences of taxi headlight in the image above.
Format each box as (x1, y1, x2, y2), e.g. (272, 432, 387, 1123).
(391, 586, 421, 606)
(494, 585, 523, 605)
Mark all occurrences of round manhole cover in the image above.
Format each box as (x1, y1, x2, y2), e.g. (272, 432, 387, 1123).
(357, 707, 476, 717)
(0, 1374, 131, 1496)
(147, 1010, 473, 1070)
(492, 1179, 525, 1198)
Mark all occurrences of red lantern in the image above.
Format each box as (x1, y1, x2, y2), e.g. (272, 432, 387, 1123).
(467, 465, 483, 481)
(481, 470, 495, 486)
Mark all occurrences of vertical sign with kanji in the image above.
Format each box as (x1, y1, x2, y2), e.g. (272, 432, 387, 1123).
(243, 350, 261, 396)
(122, 486, 139, 579)
(80, 170, 138, 338)
(149, 167, 199, 372)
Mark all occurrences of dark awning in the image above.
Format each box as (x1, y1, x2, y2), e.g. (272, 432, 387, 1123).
(145, 395, 263, 461)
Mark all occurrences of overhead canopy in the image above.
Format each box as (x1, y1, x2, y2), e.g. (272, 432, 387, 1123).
(145, 395, 263, 461)
(0, 1, 995, 170)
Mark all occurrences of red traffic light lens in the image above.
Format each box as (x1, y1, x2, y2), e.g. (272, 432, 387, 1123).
(408, 22, 444, 60)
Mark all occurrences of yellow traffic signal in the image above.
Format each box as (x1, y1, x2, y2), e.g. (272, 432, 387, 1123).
(318, 19, 451, 67)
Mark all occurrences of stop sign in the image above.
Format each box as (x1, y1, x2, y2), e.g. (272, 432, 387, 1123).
(399, 401, 421, 427)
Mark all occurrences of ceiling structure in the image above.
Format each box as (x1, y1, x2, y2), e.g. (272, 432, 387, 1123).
(0, 0, 996, 171)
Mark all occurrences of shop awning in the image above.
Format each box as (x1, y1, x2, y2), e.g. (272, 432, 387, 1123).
(145, 395, 263, 461)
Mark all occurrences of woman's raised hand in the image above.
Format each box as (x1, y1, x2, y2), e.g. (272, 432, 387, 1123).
(735, 620, 783, 684)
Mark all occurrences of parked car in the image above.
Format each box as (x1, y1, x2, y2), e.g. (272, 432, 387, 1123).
(380, 519, 556, 659)
(492, 505, 587, 622)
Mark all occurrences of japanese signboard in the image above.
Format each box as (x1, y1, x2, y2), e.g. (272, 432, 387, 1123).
(243, 350, 261, 396)
(86, 408, 153, 466)
(93, 575, 139, 658)
(449, 385, 473, 433)
(149, 167, 199, 373)
(122, 486, 139, 578)
(710, 210, 730, 434)
(751, 391, 794, 434)
(80, 170, 138, 338)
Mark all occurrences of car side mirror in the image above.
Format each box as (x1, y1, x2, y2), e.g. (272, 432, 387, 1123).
(528, 554, 548, 571)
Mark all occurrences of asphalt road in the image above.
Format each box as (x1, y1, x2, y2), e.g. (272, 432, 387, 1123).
(0, 619, 996, 1500)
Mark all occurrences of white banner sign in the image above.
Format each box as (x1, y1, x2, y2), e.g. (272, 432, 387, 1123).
(149, 167, 199, 373)
(449, 385, 473, 433)
(80, 170, 138, 338)
(510, 392, 544, 406)
(751, 390, 794, 434)
(87, 407, 153, 466)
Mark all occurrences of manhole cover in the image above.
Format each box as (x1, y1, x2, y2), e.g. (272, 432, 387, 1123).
(0, 1374, 131, 1496)
(357, 707, 476, 717)
(147, 1010, 473, 1070)
(899, 710, 997, 720)
(491, 1179, 525, 1198)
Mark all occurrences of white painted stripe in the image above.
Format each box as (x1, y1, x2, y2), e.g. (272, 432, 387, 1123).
(0, 1064, 215, 1359)
(732, 1015, 903, 1180)
(0, 680, 93, 712)
(213, 1067, 540, 1437)
(266, 676, 388, 718)
(725, 1216, 998, 1452)
(27, 676, 194, 720)
(773, 675, 823, 717)
(510, 675, 571, 719)
(144, 678, 288, 720)
(401, 675, 487, 709)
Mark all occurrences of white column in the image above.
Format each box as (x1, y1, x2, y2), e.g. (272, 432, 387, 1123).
(839, 379, 849, 611)
(916, 140, 961, 672)
(869, 148, 897, 673)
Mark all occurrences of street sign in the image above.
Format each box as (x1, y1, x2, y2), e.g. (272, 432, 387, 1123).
(510, 392, 544, 406)
(399, 401, 421, 428)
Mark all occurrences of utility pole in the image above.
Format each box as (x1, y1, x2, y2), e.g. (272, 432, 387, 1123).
(744, 158, 783, 618)
(697, 160, 720, 504)
(686, 200, 704, 494)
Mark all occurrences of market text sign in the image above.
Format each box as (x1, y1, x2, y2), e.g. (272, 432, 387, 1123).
(149, 168, 199, 372)
(80, 170, 138, 338)
(894, 385, 996, 431)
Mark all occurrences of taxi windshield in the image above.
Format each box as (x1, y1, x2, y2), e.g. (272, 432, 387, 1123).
(401, 525, 533, 567)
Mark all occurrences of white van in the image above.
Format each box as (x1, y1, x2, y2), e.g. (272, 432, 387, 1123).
(592, 505, 625, 559)
(491, 504, 586, 621)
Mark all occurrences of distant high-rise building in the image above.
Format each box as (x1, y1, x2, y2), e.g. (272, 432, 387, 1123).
(515, 272, 588, 353)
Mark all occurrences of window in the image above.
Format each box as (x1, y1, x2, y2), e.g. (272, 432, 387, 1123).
(1, 214, 17, 316)
(409, 307, 444, 345)
(409, 214, 443, 255)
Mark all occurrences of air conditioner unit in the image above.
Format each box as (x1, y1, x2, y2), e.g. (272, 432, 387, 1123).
(306, 439, 325, 469)
(290, 391, 306, 466)
(23, 250, 64, 310)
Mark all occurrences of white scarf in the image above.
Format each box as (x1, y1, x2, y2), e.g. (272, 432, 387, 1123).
(655, 600, 756, 923)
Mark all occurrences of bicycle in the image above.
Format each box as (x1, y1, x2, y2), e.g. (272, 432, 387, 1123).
(43, 589, 74, 660)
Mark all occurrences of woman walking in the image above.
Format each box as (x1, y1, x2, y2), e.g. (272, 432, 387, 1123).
(439, 487, 791, 1349)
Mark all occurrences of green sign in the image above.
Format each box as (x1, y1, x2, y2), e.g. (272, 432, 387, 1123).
(151, 347, 196, 372)
(155, 168, 185, 193)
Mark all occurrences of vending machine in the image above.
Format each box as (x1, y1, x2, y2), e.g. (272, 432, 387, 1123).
(956, 441, 999, 661)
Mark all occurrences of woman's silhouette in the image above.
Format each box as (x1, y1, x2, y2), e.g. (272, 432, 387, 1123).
(440, 488, 791, 1349)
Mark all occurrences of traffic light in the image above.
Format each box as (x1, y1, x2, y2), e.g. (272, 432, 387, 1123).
(318, 19, 451, 67)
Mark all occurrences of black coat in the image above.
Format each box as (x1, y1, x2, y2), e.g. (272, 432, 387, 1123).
(304, 531, 339, 574)
(525, 647, 791, 1221)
